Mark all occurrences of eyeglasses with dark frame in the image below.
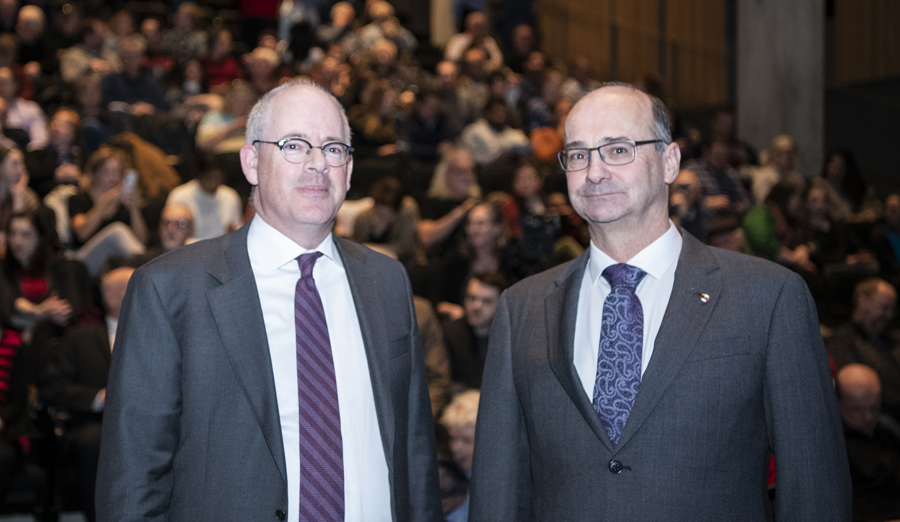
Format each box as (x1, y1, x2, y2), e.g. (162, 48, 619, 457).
(252, 137, 354, 167)
(558, 139, 665, 171)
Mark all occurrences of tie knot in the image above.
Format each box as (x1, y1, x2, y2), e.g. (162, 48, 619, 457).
(297, 252, 323, 279)
(602, 263, 646, 290)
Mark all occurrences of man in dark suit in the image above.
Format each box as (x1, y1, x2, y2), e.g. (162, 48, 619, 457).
(96, 80, 442, 522)
(469, 83, 851, 521)
(42, 267, 133, 522)
(442, 272, 508, 389)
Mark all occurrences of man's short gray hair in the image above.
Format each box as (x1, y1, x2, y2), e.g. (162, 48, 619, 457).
(245, 78, 352, 146)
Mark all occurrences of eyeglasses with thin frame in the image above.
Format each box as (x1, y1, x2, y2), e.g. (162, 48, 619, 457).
(252, 137, 354, 167)
(161, 218, 191, 229)
(558, 139, 665, 171)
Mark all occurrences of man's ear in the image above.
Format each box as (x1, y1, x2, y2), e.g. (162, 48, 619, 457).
(662, 141, 681, 184)
(344, 155, 354, 192)
(239, 143, 260, 186)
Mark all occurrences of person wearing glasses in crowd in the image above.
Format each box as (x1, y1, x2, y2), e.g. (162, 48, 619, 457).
(96, 79, 442, 522)
(469, 82, 851, 521)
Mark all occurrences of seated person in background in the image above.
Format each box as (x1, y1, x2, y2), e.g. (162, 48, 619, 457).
(75, 75, 114, 155)
(104, 204, 194, 271)
(743, 180, 816, 273)
(102, 34, 169, 115)
(357, 1, 417, 54)
(42, 267, 134, 522)
(166, 154, 242, 241)
(683, 138, 751, 214)
(817, 148, 881, 224)
(442, 273, 507, 389)
(505, 24, 535, 74)
(0, 145, 39, 247)
(396, 88, 453, 163)
(669, 168, 712, 242)
(706, 211, 747, 253)
(835, 364, 900, 522)
(195, 82, 258, 154)
(0, 66, 46, 151)
(59, 18, 120, 84)
(436, 202, 519, 318)
(316, 1, 361, 56)
(460, 96, 529, 166)
(827, 278, 900, 422)
(871, 194, 900, 286)
(747, 134, 805, 204)
(444, 12, 503, 73)
(25, 107, 83, 197)
(161, 3, 207, 61)
(347, 79, 399, 157)
(438, 390, 481, 522)
(413, 296, 452, 418)
(560, 56, 601, 104)
(15, 6, 50, 74)
(418, 148, 481, 260)
(140, 17, 174, 83)
(529, 96, 571, 165)
(68, 148, 147, 275)
(244, 46, 283, 96)
(524, 68, 564, 132)
(352, 177, 420, 266)
(204, 29, 243, 95)
(806, 179, 875, 271)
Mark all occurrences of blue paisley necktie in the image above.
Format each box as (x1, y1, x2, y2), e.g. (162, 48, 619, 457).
(592, 263, 646, 446)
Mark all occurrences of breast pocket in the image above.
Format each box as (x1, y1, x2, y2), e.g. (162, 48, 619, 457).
(685, 335, 751, 362)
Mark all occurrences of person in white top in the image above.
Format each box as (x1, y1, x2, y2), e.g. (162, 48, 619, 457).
(96, 79, 442, 522)
(166, 154, 242, 240)
(444, 12, 503, 73)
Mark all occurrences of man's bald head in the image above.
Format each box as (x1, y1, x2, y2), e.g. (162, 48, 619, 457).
(102, 267, 135, 320)
(836, 364, 881, 436)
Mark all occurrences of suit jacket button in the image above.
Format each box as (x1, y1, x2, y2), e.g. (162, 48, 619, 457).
(609, 460, 623, 474)
(275, 510, 286, 520)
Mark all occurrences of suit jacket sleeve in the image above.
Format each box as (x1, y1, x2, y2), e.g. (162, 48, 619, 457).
(468, 293, 532, 522)
(403, 273, 444, 522)
(765, 272, 852, 520)
(96, 267, 181, 522)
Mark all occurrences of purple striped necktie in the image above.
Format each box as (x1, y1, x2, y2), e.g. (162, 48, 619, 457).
(295, 252, 344, 521)
(592, 263, 646, 446)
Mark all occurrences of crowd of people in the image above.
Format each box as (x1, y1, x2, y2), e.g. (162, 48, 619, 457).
(0, 0, 896, 520)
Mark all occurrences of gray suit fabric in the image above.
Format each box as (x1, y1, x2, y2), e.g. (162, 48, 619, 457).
(469, 231, 851, 521)
(95, 224, 442, 522)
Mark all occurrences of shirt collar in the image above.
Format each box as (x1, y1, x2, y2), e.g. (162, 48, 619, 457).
(588, 220, 683, 285)
(247, 214, 342, 274)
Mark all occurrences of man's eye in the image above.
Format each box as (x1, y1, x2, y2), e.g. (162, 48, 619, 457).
(610, 147, 628, 155)
(284, 142, 299, 151)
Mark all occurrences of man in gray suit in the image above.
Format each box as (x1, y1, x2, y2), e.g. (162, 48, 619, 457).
(96, 80, 442, 522)
(469, 83, 851, 521)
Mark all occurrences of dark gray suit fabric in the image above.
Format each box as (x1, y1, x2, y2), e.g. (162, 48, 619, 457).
(469, 231, 851, 522)
(95, 224, 442, 522)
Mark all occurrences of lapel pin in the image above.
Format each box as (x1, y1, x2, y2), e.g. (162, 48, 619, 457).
(699, 293, 710, 303)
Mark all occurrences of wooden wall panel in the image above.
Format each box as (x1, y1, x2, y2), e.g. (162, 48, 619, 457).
(834, 0, 900, 85)
(538, 0, 727, 108)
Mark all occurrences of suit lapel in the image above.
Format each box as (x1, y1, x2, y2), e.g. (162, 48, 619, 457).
(546, 251, 616, 451)
(206, 225, 287, 486)
(615, 231, 721, 451)
(334, 237, 396, 467)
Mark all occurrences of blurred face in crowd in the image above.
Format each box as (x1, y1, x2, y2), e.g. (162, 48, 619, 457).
(331, 3, 355, 27)
(512, 24, 533, 54)
(525, 51, 545, 76)
(465, 12, 486, 39)
(110, 12, 133, 38)
(772, 147, 796, 173)
(464, 277, 501, 334)
(837, 365, 881, 437)
(707, 141, 730, 171)
(709, 227, 745, 253)
(227, 87, 258, 117)
(16, 11, 43, 43)
(447, 422, 476, 471)
(141, 18, 163, 49)
(553, 97, 573, 127)
(465, 204, 501, 251)
(711, 111, 735, 139)
(565, 87, 678, 233)
(158, 205, 194, 251)
(102, 267, 134, 320)
(198, 167, 225, 195)
(416, 93, 440, 120)
(210, 30, 233, 58)
(885, 194, 900, 229)
(7, 215, 38, 266)
(93, 156, 123, 193)
(241, 85, 352, 247)
(671, 169, 700, 206)
(512, 164, 542, 200)
(854, 281, 896, 337)
(49, 109, 78, 150)
(0, 67, 17, 100)
(464, 48, 486, 80)
(573, 56, 592, 83)
(825, 153, 846, 183)
(444, 150, 475, 199)
(77, 79, 103, 109)
(437, 61, 458, 91)
(1, 148, 26, 187)
(485, 102, 507, 128)
(373, 39, 397, 67)
(806, 186, 827, 220)
(174, 4, 196, 32)
(121, 46, 144, 77)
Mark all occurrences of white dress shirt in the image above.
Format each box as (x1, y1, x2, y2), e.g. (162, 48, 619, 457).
(573, 222, 683, 400)
(247, 215, 392, 522)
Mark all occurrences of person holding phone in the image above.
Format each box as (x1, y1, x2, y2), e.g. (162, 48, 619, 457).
(68, 147, 148, 275)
